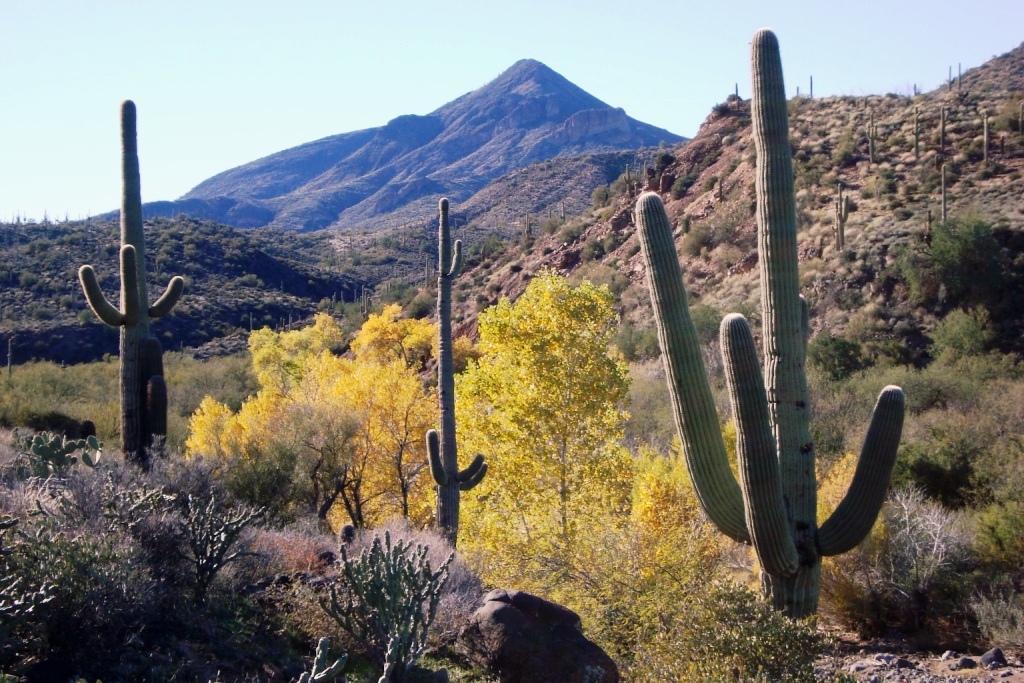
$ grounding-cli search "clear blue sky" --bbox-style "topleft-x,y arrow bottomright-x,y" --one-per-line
1,0 -> 1020,222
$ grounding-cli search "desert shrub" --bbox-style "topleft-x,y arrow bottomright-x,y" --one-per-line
832,128 -> 856,167
680,220 -> 714,257
612,321 -> 660,363
7,513 -> 166,677
808,333 -> 869,381
971,585 -> 1024,650
591,185 -> 610,209
630,582 -> 824,682
930,306 -> 994,361
670,173 -> 697,199
559,220 -> 584,243
820,487 -> 973,636
0,517 -> 51,668
896,216 -> 1004,309
581,237 -> 605,262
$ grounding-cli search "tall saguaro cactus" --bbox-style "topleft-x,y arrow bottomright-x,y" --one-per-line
79,100 -> 184,465
428,198 -> 487,546
636,29 -> 905,618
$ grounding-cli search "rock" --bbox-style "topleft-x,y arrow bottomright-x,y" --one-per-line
849,659 -> 877,672
894,657 -> 915,669
940,650 -> 956,661
982,647 -> 1008,668
456,589 -> 618,683
957,656 -> 977,669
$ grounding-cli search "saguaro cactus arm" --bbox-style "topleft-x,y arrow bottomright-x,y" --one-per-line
818,385 -> 905,556
149,276 -> 185,319
79,244 -> 141,327
427,430 -> 488,490
427,430 -> 447,486
636,192 -> 748,543
721,313 -> 799,577
457,454 -> 487,490
447,240 -> 463,279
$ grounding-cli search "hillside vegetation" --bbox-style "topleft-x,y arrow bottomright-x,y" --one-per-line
0,38 -> 1023,683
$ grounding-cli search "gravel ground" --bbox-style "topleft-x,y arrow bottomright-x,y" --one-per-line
815,648 -> 1023,682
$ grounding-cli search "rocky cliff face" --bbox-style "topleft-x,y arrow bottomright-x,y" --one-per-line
135,59 -> 683,232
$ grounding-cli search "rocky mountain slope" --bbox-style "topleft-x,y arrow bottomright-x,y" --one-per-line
143,59 -> 682,232
445,42 -> 1024,360
0,217 -> 355,365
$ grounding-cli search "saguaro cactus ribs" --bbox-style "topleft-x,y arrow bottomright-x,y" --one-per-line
79,100 -> 184,465
429,198 -> 487,545
636,29 -> 905,618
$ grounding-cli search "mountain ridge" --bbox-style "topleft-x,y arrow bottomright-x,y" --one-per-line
139,59 -> 683,232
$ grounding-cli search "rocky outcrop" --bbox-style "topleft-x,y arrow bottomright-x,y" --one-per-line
456,589 -> 618,683
563,107 -> 632,144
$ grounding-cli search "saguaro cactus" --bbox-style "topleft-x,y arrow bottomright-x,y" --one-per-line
428,198 -> 487,546
79,100 -> 184,465
834,182 -> 850,250
636,29 -> 905,618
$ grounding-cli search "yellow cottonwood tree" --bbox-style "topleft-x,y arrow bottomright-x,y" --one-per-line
187,313 -> 435,528
456,271 -> 633,589
350,303 -> 435,369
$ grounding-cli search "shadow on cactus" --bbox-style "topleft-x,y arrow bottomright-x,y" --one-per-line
636,28 -> 905,618
78,100 -> 184,467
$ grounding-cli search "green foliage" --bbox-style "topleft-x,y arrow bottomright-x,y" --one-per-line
631,582 -> 825,682
808,333 -> 869,381
670,173 -> 696,199
178,495 -> 263,604
895,216 -> 1004,308
832,128 -> 856,167
321,531 -> 451,683
590,185 -> 610,209
930,307 -> 994,360
0,517 -> 52,667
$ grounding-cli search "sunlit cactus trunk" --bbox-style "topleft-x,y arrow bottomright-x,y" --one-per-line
636,30 -> 905,618
78,100 -> 184,466
429,198 -> 486,546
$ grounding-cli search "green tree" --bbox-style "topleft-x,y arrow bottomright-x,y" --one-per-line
456,271 -> 632,589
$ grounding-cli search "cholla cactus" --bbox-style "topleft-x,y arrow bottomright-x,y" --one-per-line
178,495 -> 264,605
636,29 -> 904,618
79,100 -> 184,466
321,531 -> 452,682
299,638 -> 347,683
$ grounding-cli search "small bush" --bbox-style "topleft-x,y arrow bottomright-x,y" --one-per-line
971,586 -> 1024,649
808,333 -> 869,381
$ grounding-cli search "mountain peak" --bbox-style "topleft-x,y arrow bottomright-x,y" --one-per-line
178,60 -> 683,231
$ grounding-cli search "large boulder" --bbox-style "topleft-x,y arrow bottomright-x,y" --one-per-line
456,589 -> 618,683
